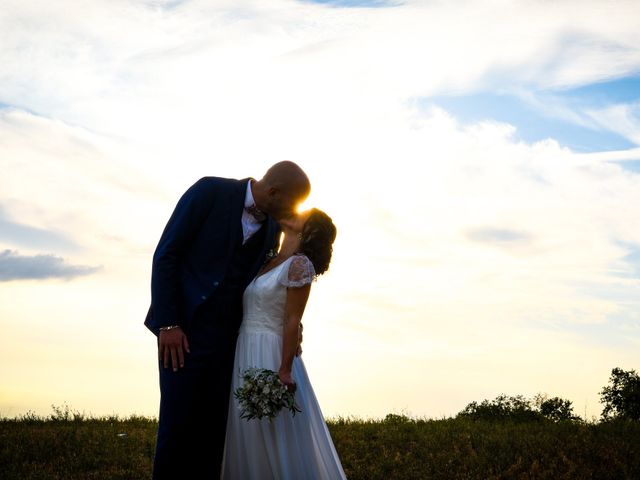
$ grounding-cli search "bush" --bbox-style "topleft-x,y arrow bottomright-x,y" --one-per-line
383,413 -> 412,424
600,367 -> 640,421
457,394 -> 544,422
49,402 -> 87,422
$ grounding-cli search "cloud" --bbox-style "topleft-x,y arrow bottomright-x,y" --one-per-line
428,74 -> 640,153
609,240 -> 640,279
465,227 -> 533,247
1,0 -> 640,419
586,101 -> 640,145
302,0 -> 401,7
1,0 -> 639,149
0,205 -> 80,252
0,249 -> 102,282
0,107 -> 169,256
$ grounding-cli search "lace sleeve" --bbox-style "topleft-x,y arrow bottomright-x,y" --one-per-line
277,254 -> 316,288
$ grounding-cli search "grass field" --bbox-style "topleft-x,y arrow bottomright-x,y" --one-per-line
1,408 -> 639,479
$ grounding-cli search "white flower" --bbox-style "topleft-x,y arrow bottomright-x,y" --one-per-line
233,367 -> 302,421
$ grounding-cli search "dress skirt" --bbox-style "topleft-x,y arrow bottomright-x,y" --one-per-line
221,327 -> 347,479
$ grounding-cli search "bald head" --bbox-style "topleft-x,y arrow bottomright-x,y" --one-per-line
253,161 -> 311,219
263,161 -> 311,200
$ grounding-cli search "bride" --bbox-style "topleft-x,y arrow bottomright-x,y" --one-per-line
221,207 -> 347,480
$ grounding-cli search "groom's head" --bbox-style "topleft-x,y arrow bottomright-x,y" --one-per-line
253,161 -> 310,219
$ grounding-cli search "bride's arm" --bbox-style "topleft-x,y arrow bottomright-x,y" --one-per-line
279,284 -> 311,390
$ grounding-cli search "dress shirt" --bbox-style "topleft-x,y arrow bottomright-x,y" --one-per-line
242,179 -> 264,244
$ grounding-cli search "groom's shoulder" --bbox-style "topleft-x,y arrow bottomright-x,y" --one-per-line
191,175 -> 243,193
196,176 -> 243,187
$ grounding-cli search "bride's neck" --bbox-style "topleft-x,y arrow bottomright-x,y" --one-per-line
278,228 -> 300,257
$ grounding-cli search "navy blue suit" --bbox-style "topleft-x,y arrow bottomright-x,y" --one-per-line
145,176 -> 281,479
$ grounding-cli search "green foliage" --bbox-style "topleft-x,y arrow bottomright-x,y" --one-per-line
534,393 -> 581,422
383,413 -> 412,424
48,402 -> 87,422
327,414 -> 640,479
1,405 -> 640,479
600,367 -> 640,421
0,405 -> 158,480
457,392 -> 582,423
456,394 -> 545,422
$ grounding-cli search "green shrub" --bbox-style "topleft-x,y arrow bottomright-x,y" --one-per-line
457,394 -> 545,422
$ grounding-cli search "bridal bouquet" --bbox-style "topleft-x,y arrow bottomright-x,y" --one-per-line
234,367 -> 301,421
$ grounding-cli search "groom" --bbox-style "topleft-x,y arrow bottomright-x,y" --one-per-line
144,161 -> 311,479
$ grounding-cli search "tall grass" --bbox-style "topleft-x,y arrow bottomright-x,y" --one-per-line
1,405 -> 639,479
0,404 -> 156,480
329,414 -> 640,479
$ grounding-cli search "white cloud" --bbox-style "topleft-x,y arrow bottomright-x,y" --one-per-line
1,0 -> 640,419
2,0 -> 640,139
0,107 -> 169,255
586,101 -> 640,144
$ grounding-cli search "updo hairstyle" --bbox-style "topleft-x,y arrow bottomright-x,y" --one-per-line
298,208 -> 337,275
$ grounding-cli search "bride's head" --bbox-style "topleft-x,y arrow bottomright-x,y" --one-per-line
280,208 -> 336,275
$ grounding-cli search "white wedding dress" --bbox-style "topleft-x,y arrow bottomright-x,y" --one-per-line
221,253 -> 347,480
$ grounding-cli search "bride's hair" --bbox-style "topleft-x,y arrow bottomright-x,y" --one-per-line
298,208 -> 336,276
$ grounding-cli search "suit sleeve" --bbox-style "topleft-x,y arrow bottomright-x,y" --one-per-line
150,177 -> 216,329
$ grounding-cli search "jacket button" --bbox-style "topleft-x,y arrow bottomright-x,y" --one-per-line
201,295 -> 206,300
213,281 -> 219,286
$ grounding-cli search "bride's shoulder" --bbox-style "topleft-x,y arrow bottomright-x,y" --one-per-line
289,253 -> 315,272
288,252 -> 311,263
278,253 -> 316,288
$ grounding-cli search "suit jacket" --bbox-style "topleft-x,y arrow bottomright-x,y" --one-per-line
144,176 -> 281,337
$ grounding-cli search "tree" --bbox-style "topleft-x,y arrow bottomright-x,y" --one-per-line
534,393 -> 580,422
457,394 -> 543,422
599,367 -> 640,421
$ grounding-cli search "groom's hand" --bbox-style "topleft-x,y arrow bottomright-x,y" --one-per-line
158,327 -> 191,372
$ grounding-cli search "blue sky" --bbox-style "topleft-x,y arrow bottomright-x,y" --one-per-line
426,76 -> 640,154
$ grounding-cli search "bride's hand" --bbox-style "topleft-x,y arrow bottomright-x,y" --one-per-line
278,369 -> 297,393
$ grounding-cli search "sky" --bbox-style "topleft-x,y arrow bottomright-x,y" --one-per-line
1,0 -> 639,421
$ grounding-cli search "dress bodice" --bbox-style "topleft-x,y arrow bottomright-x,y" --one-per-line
240,254 -> 316,336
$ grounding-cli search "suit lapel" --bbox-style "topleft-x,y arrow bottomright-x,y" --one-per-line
227,178 -> 249,258
260,217 -> 278,257
246,215 -> 277,279
228,177 -> 281,278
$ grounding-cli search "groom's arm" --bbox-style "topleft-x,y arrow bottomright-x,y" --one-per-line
151,177 -> 216,329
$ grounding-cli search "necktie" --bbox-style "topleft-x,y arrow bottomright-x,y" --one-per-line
245,204 -> 267,222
